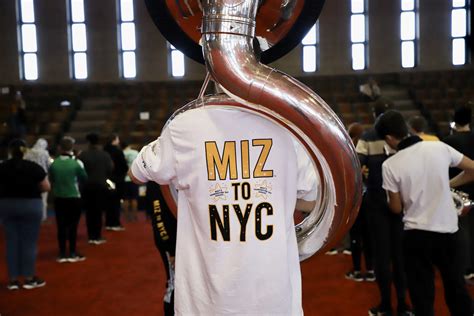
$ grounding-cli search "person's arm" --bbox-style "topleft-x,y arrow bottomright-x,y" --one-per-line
128,169 -> 146,185
387,190 -> 403,214
450,156 -> 474,188
38,177 -> 51,192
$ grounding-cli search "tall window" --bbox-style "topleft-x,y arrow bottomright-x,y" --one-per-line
302,23 -> 319,72
452,0 -> 470,65
351,0 -> 367,71
169,44 -> 185,77
18,0 -> 38,80
68,0 -> 88,79
118,0 -> 136,78
400,0 -> 417,68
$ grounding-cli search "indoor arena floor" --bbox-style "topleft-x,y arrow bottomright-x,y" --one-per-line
0,213 -> 472,315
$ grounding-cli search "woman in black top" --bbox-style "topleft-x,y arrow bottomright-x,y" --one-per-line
0,139 -> 50,290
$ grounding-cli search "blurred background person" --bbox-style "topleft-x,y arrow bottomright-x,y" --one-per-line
407,115 -> 439,141
0,139 -> 50,290
49,136 -> 88,263
345,123 -> 375,282
78,133 -> 113,245
443,104 -> 474,280
25,138 -> 52,220
122,141 -> 139,222
104,134 -> 128,231
356,103 -> 412,316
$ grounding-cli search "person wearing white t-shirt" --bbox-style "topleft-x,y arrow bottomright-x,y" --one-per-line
129,105 -> 316,315
376,110 -> 474,316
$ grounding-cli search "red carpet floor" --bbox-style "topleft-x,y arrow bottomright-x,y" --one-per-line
0,214 -> 472,315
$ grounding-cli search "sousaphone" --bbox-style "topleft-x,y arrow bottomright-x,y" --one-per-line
145,0 -> 363,261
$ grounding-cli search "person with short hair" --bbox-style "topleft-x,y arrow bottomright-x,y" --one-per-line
0,139 -> 50,290
49,136 -> 88,263
78,133 -> 113,244
356,103 -> 412,316
443,104 -> 474,279
407,116 -> 439,141
376,110 -> 474,316
345,122 -> 375,282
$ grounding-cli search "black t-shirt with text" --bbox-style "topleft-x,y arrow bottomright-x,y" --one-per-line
0,158 -> 46,199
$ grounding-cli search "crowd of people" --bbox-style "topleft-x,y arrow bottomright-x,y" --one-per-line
1,98 -> 474,316
335,103 -> 474,316
0,132 -> 159,288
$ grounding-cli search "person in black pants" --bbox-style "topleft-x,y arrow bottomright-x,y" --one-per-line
377,110 -> 474,316
443,104 -> 474,279
78,133 -> 113,244
146,181 -> 177,316
356,103 -> 411,316
49,137 -> 88,262
346,123 -> 375,282
104,134 -> 129,231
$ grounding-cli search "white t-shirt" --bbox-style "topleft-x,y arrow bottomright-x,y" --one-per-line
382,141 -> 463,233
131,107 -> 315,316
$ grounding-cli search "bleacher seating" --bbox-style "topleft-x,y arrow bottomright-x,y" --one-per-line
1,70 -> 472,159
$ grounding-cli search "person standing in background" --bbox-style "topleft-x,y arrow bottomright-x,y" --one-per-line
0,139 -> 50,290
345,123 -> 375,282
443,104 -> 474,280
104,134 -> 128,231
377,110 -> 473,316
356,103 -> 412,316
122,142 -> 140,222
49,136 -> 88,263
145,181 -> 177,316
25,138 -> 52,220
407,116 -> 439,141
78,133 -> 113,245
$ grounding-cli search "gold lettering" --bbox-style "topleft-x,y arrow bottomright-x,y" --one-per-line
205,141 -> 238,181
252,139 -> 273,178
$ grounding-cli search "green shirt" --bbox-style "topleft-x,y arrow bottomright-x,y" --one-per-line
49,155 -> 88,198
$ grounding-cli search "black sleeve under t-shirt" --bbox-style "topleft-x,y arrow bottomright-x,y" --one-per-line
0,158 -> 46,199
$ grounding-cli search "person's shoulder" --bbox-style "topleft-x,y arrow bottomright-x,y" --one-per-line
23,159 -> 45,173
360,127 -> 379,141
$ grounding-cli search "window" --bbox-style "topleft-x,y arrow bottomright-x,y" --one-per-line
18,0 -> 38,80
302,23 -> 319,72
451,0 -> 470,65
118,0 -> 136,78
68,0 -> 88,79
351,0 -> 367,70
169,44 -> 185,77
400,0 -> 417,68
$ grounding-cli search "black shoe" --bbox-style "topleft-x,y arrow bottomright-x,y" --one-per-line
368,306 -> 392,316
365,270 -> 376,282
397,309 -> 414,316
6,280 -> 20,290
345,270 -> 364,282
23,277 -> 46,290
68,253 -> 86,263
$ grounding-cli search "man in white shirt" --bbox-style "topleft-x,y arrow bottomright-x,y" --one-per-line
376,110 -> 474,316
129,105 -> 316,315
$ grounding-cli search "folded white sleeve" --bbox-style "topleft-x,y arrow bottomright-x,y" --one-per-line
130,127 -> 176,185
294,141 -> 318,201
